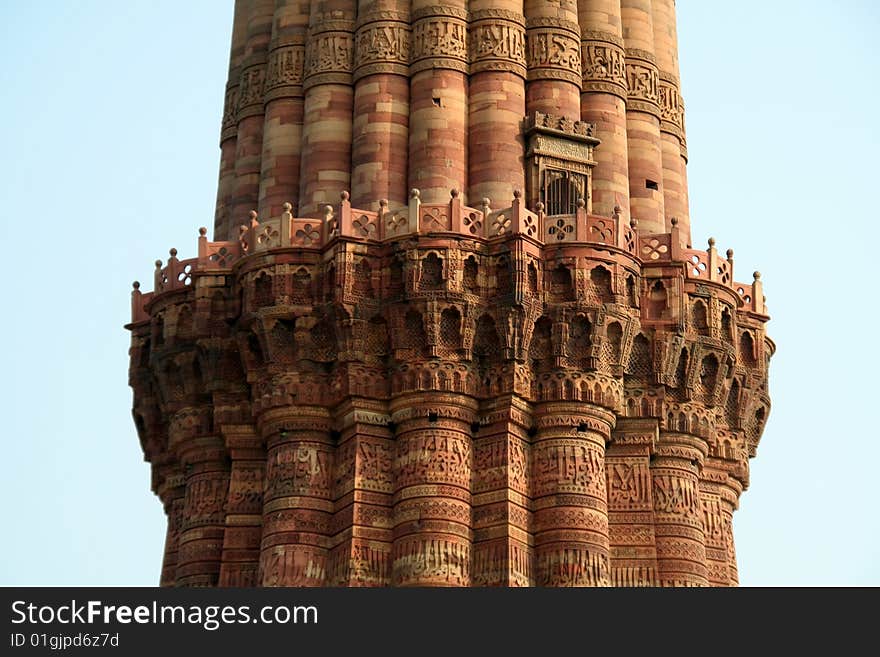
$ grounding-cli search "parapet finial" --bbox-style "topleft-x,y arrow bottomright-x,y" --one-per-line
379,198 -> 388,208
670,217 -> 678,226
282,202 -> 292,212
708,237 -> 716,247
513,189 -> 522,199
726,248 -> 734,259
630,217 -> 638,229
155,260 -> 163,269
169,248 -> 178,257
482,197 -> 491,209
535,201 -> 545,213
341,191 -> 350,201
450,188 -> 460,199
576,197 -> 586,209
198,227 -> 207,237
410,188 -> 420,200
133,281 -> 140,290
753,271 -> 761,280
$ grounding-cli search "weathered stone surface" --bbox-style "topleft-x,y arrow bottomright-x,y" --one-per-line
127,0 -> 772,588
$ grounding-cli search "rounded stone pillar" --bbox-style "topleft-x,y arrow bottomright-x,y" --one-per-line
620,0 -> 664,233
215,0 -> 250,239
408,1 -> 469,204
258,407 -> 335,586
174,430 -> 231,587
156,465 -> 185,587
351,0 -> 411,210
298,1 -> 356,215
467,0 -> 527,205
231,1 -> 275,235
390,395 -> 476,587
532,403 -> 614,586
524,0 -> 582,120
257,1 -> 309,219
578,0 -> 630,218
651,434 -> 709,586
652,0 -> 689,241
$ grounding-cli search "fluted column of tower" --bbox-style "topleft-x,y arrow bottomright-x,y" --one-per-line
257,1 -> 309,219
408,1 -> 469,204
577,0 -> 630,219
390,396 -> 476,587
467,0 -> 526,205
605,420 -> 658,586
217,426 -> 264,587
620,0 -> 664,233
328,402 -> 394,586
721,479 -> 742,586
259,407 -> 335,586
298,1 -> 356,215
350,0 -> 411,209
174,423 -> 231,587
524,0 -> 581,119
652,0 -> 689,242
471,396 -> 533,586
214,0 -> 249,239
231,1 -> 274,236
156,464 -> 185,587
651,436 -> 709,586
532,404 -> 613,586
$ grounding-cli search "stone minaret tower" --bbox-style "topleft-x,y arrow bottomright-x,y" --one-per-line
127,0 -> 772,587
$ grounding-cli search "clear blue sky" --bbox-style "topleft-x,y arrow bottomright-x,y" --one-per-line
1,1 -> 877,586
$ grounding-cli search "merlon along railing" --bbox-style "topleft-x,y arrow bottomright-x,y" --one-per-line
129,191 -> 766,323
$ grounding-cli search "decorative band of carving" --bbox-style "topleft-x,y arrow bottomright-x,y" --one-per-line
580,29 -> 624,48
412,5 -> 468,22
658,72 -> 684,139
265,44 -> 305,100
221,80 -> 239,140
625,50 -> 659,116
356,10 -> 409,29
309,18 -> 356,33
526,23 -> 582,86
625,47 -> 656,64
411,15 -> 468,74
304,31 -> 354,89
237,60 -> 267,118
580,32 -> 627,98
468,14 -> 526,77
353,20 -> 411,80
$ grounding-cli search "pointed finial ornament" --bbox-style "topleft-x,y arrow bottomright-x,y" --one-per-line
450,188 -> 460,199
169,248 -> 178,257
753,271 -> 761,280
133,281 -> 140,290
708,237 -> 716,247
670,217 -> 678,226
341,190 -> 350,201
410,188 -> 420,199
513,189 -> 522,199
198,227 -> 207,237
726,248 -> 734,259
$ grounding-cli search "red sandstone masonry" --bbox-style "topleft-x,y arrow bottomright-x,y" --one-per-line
257,1 -> 308,221
127,0 -> 774,588
579,0 -> 630,220
621,0 -> 665,233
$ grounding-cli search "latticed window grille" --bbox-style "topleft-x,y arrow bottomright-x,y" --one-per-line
542,169 -> 586,216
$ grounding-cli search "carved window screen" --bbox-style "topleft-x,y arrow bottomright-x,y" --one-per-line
543,169 -> 585,216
